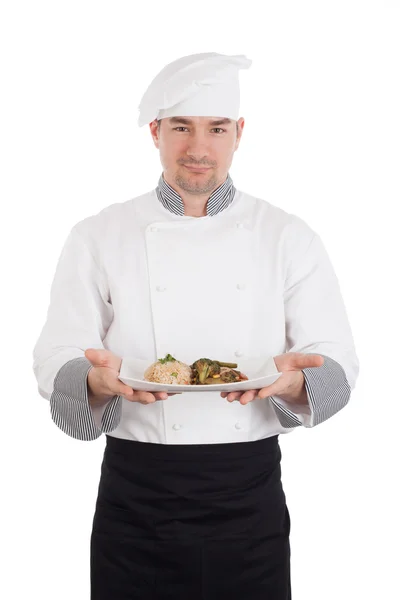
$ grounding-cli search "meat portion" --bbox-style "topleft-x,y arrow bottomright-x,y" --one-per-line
201,366 -> 249,385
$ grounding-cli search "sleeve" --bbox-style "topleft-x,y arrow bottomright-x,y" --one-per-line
50,356 -> 122,441
32,225 -> 123,441
270,230 -> 360,429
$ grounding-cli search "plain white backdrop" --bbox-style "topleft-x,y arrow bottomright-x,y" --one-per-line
1,1 -> 399,598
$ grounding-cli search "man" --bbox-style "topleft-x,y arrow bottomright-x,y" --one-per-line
32,52 -> 359,599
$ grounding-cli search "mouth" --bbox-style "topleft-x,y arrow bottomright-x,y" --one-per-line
183,165 -> 211,173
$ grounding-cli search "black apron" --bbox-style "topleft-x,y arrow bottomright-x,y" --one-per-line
90,434 -> 291,599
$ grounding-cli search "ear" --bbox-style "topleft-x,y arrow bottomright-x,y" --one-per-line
149,119 -> 160,148
234,118 -> 245,150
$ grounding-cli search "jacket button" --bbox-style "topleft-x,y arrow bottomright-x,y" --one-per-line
236,222 -> 244,229
150,226 -> 158,232
172,424 -> 182,431
234,350 -> 244,357
236,283 -> 246,290
235,422 -> 242,430
156,285 -> 166,292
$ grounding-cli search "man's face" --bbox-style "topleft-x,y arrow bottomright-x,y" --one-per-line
149,116 -> 244,195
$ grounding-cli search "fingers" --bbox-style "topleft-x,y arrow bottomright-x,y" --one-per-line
121,388 -> 182,404
258,382 -> 281,399
222,389 -> 259,404
138,391 -> 181,403
153,392 -> 169,401
226,391 -> 243,402
118,384 -> 136,400
122,390 -> 170,404
237,390 -> 259,404
134,391 -> 164,404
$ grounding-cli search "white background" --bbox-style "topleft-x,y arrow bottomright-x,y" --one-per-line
1,1 -> 399,598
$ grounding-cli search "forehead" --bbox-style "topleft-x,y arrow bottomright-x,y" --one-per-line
166,116 -> 233,126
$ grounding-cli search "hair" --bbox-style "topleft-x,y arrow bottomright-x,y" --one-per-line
157,119 -> 239,135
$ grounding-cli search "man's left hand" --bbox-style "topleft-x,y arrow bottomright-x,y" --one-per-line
220,352 -> 324,405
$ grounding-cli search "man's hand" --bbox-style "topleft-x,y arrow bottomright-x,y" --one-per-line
85,348 -> 175,405
220,352 -> 324,405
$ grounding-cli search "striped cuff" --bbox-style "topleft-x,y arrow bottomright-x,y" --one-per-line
270,354 -> 351,428
50,357 -> 122,441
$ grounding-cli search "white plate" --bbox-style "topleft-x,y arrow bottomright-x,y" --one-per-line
118,356 -> 282,393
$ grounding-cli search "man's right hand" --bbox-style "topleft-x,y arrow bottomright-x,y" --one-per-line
85,348 -> 174,406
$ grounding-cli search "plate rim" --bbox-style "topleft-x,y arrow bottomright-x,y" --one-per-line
118,371 -> 282,392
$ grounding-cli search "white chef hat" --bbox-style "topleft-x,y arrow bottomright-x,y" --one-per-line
137,52 -> 252,128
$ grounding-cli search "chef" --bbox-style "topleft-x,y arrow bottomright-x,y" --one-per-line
32,51 -> 359,599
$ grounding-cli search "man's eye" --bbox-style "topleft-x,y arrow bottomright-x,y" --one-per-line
173,127 -> 225,133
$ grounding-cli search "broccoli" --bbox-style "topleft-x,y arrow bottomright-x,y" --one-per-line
191,358 -> 240,384
191,358 -> 213,384
190,358 -> 220,384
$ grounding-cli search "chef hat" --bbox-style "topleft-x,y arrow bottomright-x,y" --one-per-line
137,52 -> 252,127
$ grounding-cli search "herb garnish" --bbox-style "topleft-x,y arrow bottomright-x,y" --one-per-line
158,353 -> 176,364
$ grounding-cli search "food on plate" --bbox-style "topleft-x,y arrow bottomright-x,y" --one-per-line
202,366 -> 249,385
190,358 -> 224,384
190,358 -> 248,385
143,354 -> 249,385
144,354 -> 192,385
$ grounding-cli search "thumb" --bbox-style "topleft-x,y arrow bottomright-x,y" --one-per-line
289,352 -> 325,370
85,348 -> 122,372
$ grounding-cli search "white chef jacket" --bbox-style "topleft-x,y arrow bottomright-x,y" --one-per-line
32,173 -> 359,443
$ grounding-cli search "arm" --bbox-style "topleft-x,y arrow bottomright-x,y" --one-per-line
271,229 -> 360,428
32,225 -> 122,441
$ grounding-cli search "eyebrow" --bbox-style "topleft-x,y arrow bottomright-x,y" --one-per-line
168,117 -> 232,126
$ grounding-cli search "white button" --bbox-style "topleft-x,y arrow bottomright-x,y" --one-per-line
236,222 -> 244,229
235,422 -> 242,430
234,350 -> 244,357
172,424 -> 182,431
156,285 -> 166,292
236,283 -> 246,290
150,226 -> 158,232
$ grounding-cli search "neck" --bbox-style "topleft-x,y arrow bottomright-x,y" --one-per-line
181,194 -> 209,217
162,171 -> 227,218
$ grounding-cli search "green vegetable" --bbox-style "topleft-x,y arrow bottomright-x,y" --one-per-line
191,358 -> 221,384
191,357 -> 240,385
215,361 -> 238,368
171,372 -> 178,377
158,353 -> 176,364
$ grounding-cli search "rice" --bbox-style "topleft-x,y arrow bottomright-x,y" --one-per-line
144,359 -> 192,385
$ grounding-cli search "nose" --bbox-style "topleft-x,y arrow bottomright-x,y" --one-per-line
185,133 -> 211,163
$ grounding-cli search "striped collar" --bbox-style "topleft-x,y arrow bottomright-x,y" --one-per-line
155,172 -> 236,216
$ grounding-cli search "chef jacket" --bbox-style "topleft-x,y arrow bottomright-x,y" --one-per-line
32,172 -> 359,443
